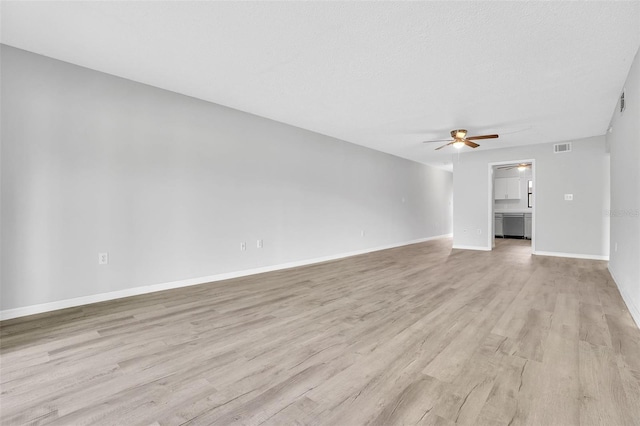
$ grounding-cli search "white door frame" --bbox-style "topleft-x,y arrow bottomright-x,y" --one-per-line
487,159 -> 536,252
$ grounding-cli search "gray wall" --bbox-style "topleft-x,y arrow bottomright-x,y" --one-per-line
607,47 -> 640,326
0,45 -> 452,311
453,136 -> 609,257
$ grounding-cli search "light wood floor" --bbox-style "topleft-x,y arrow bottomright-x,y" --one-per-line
1,238 -> 639,425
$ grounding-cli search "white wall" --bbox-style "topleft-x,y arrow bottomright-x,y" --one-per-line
607,47 -> 640,327
453,136 -> 609,258
0,45 -> 453,313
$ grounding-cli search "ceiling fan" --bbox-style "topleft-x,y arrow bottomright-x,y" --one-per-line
498,163 -> 531,171
423,129 -> 499,150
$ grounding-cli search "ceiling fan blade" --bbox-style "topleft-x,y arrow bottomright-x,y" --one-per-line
423,139 -> 452,143
464,140 -> 480,148
497,163 -> 530,170
466,134 -> 499,140
435,142 -> 453,150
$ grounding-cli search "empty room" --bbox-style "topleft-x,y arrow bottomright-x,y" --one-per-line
1,1 -> 640,425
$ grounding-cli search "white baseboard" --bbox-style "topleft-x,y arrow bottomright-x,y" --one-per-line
608,265 -> 640,329
0,233 -> 452,321
452,245 -> 491,251
532,250 -> 609,261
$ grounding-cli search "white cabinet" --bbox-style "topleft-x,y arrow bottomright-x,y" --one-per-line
494,177 -> 521,200
495,214 -> 504,237
507,179 -> 521,199
524,213 -> 532,239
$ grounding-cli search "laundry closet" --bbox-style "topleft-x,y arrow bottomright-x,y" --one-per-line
493,163 -> 533,240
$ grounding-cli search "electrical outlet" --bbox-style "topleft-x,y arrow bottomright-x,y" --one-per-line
564,194 -> 573,201
257,239 -> 263,249
98,252 -> 109,265
360,230 -> 365,237
240,242 -> 246,251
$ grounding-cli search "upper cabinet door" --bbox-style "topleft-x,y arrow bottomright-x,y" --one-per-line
494,178 -> 508,200
494,177 -> 521,200
506,178 -> 521,199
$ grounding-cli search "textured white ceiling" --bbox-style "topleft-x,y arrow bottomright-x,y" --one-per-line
2,1 -> 639,168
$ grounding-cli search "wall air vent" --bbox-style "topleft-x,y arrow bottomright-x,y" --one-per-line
554,142 -> 572,153
620,91 -> 625,113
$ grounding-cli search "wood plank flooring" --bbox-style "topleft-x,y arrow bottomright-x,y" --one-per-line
1,238 -> 639,425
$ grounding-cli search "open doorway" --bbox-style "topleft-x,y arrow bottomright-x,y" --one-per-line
488,159 -> 535,253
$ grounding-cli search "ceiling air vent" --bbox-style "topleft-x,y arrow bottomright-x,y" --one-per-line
620,91 -> 625,113
554,142 -> 572,153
